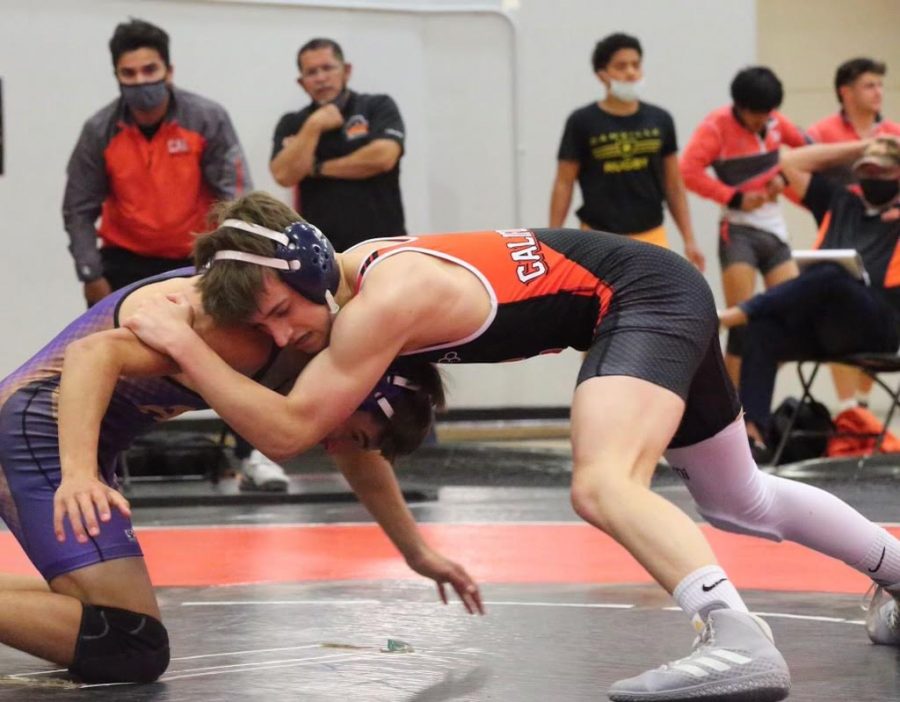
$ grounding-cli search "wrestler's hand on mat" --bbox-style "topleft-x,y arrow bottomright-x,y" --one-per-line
53,475 -> 132,543
123,293 -> 196,354
406,546 -> 485,615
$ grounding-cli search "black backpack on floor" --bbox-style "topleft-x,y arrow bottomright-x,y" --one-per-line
768,397 -> 834,465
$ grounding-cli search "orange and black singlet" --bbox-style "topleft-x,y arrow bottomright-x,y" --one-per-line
355,228 -> 621,363
354,228 -> 741,447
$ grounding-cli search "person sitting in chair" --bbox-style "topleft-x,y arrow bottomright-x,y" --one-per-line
719,137 -> 900,457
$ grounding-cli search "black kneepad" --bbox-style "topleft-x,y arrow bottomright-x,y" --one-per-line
69,604 -> 170,684
725,326 -> 746,356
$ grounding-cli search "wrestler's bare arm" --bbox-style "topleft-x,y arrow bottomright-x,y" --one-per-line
59,324 -> 270,485
333,449 -> 484,614
133,283 -> 417,460
122,255 -> 472,457
56,318 -> 271,542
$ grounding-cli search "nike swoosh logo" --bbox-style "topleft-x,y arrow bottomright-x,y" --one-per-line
868,546 -> 886,573
701,578 -> 728,592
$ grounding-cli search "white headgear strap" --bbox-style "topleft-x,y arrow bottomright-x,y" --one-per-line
371,375 -> 421,420
212,220 -> 301,272
324,290 -> 340,315
376,397 -> 395,418
221,219 -> 290,246
212,250 -> 300,271
389,375 -> 420,391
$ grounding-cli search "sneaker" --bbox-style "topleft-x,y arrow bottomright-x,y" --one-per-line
239,450 -> 290,492
608,609 -> 790,702
864,584 -> 900,645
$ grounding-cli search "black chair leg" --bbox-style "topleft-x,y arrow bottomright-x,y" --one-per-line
771,361 -> 822,466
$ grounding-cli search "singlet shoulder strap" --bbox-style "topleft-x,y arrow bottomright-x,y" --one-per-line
353,237 -> 417,293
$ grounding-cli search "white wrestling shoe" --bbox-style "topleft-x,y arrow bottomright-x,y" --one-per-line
608,609 -> 790,702
864,584 -> 900,646
239,450 -> 290,492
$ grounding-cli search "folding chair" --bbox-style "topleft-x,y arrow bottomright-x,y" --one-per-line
770,352 -> 900,466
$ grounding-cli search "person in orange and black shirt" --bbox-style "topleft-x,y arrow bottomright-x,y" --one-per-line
809,58 -> 900,177
63,19 -> 251,307
720,138 -> 900,450
61,18 -> 263,488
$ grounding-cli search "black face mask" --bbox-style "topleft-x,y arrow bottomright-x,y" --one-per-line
859,178 -> 900,208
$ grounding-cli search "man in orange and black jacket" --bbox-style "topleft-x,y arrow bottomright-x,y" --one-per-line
63,19 -> 251,307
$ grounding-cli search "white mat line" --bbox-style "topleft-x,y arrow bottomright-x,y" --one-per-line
661,606 -> 865,625
179,598 -> 867,627
159,653 -> 375,682
180,599 -> 634,609
172,643 -> 323,661
485,601 -> 634,609
181,599 -> 382,607
165,652 -> 367,676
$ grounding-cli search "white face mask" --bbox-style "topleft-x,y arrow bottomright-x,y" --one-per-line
608,78 -> 643,103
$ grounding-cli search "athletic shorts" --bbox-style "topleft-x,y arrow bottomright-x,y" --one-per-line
576,242 -> 741,447
718,222 -> 792,274
0,381 -> 143,581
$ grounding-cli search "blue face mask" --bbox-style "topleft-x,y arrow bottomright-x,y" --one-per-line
120,79 -> 169,112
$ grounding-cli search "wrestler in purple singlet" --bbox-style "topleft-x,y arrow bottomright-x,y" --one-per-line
0,269 -> 206,580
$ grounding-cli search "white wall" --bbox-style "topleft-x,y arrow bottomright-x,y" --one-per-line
0,0 -> 755,408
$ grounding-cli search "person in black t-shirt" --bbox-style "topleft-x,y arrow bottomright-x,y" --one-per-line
549,32 -> 704,271
270,37 -> 406,253
719,137 -> 900,446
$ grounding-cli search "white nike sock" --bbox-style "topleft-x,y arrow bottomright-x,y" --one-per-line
673,565 -> 748,625
857,528 -> 900,590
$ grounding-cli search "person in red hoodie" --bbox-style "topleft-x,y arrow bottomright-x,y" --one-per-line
809,58 -> 900,160
680,67 -> 807,404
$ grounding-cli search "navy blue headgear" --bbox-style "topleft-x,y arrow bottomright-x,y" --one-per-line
213,219 -> 339,305
359,370 -> 421,419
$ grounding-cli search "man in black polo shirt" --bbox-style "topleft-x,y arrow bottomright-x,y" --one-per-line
270,37 -> 405,253
719,137 -> 900,451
